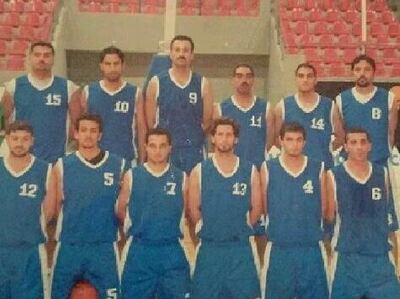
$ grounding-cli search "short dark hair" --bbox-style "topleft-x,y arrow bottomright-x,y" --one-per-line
75,114 -> 103,133
146,127 -> 172,145
30,41 -> 55,55
6,120 -> 34,136
170,35 -> 195,52
279,122 -> 306,140
351,54 -> 376,72
210,118 -> 240,138
100,46 -> 125,63
344,127 -> 371,143
295,62 -> 317,77
233,64 -> 255,77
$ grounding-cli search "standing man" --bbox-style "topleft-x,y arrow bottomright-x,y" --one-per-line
51,114 -> 125,299
0,121 -> 56,299
274,63 -> 344,170
336,55 -> 398,165
215,64 -> 273,168
146,35 -> 214,173
118,128 -> 190,299
1,41 -> 80,163
188,118 -> 263,299
261,122 -> 329,299
327,128 -> 400,298
79,46 -> 147,164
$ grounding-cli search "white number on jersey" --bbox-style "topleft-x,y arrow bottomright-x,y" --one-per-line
114,101 -> 129,113
165,182 -> 176,195
371,107 -> 382,120
189,92 -> 198,104
45,94 -> 62,106
104,172 -> 114,186
371,187 -> 382,200
106,288 -> 118,299
303,180 -> 314,194
232,182 -> 247,196
19,183 -> 38,198
250,115 -> 262,128
310,118 -> 325,130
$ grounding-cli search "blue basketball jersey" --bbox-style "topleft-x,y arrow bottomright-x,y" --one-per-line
87,81 -> 138,162
127,163 -> 185,242
283,95 -> 334,169
14,75 -> 69,163
199,157 -> 254,242
156,71 -> 204,149
56,151 -> 124,244
331,163 -> 399,254
265,157 -> 324,246
0,156 -> 50,246
339,87 -> 390,163
220,96 -> 268,168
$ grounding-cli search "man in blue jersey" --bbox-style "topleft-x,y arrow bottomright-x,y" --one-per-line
0,121 -> 56,299
78,46 -> 147,165
188,118 -> 263,299
327,128 -> 400,299
146,35 -> 214,174
215,63 -> 274,263
261,122 -> 329,299
51,114 -> 125,299
1,41 -> 81,163
274,63 -> 344,169
118,127 -> 190,299
336,55 -> 398,165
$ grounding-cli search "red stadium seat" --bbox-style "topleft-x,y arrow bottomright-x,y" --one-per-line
9,40 -> 29,55
303,0 -> 316,11
0,39 -> 6,55
200,0 -> 215,16
217,0 -> 231,16
293,21 -> 307,35
319,0 -> 333,11
344,10 -> 360,24
366,10 -> 378,24
338,34 -> 354,48
319,34 -> 334,48
352,22 -> 362,37
304,47 -> 320,62
328,62 -> 346,77
6,0 -> 25,13
6,55 -> 25,70
343,47 -> 359,63
325,9 -> 338,23
23,13 -> 41,27
309,8 -> 324,23
369,0 -> 387,13
388,23 -> 400,38
283,32 -> 297,48
0,26 -> 13,40
374,63 -> 386,77
313,21 -> 328,36
365,47 -> 378,60
284,0 -> 300,10
382,48 -> 398,65
390,63 -> 400,77
324,48 -> 340,63
369,22 -> 384,38
2,13 -> 20,27
332,21 -> 348,36
18,25 -> 36,40
337,0 -> 351,12
291,8 -> 306,21
298,34 -> 316,48
181,0 -> 197,16
382,10 -> 395,25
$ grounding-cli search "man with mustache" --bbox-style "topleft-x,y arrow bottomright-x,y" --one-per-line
146,35 -> 214,174
78,46 -> 147,165
336,55 -> 398,165
1,41 -> 80,163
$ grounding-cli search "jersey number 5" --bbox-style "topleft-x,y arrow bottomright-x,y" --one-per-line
104,172 -> 114,186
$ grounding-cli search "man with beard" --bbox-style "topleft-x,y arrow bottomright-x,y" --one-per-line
79,46 -> 147,165
274,63 -> 344,170
336,55 -> 398,165
51,114 -> 124,299
188,118 -> 263,299
1,41 -> 80,163
146,35 -> 214,174
0,121 -> 56,299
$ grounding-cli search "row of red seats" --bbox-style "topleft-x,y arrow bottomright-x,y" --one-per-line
281,0 -> 388,13
0,25 -> 51,41
0,12 -> 53,28
310,61 -> 400,77
0,0 -> 58,13
78,0 -> 260,16
0,55 -> 25,71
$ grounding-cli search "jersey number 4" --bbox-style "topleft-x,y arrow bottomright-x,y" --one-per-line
303,180 -> 314,194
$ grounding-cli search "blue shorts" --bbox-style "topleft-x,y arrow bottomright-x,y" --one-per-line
263,242 -> 329,299
0,244 -> 47,299
331,252 -> 400,299
171,146 -> 204,174
121,238 -> 190,299
191,240 -> 260,299
51,243 -> 119,299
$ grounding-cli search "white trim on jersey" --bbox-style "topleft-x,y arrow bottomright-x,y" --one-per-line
335,94 -> 343,118
169,69 -> 193,89
4,78 -> 16,97
75,150 -> 109,169
249,236 -> 261,277
343,161 -> 372,184
154,75 -> 160,128
40,204 -> 48,241
279,155 -> 308,178
329,101 -> 335,155
329,251 -> 339,294
113,241 -> 123,283
191,240 -> 202,278
39,243 -> 51,299
55,158 -> 64,241
123,169 -> 133,235
215,102 -> 222,117
3,154 -> 35,177
99,80 -> 127,96
119,236 -> 133,280
279,99 -> 285,121
212,155 -> 240,178
294,93 -> 321,113
131,88 -> 140,160
82,85 -> 89,104
143,162 -> 170,177
329,170 -> 341,251
260,241 -> 272,299
351,86 -> 378,104
201,76 -> 206,98
319,240 -> 330,286
230,95 -> 257,112
27,73 -> 55,91
50,242 -> 61,297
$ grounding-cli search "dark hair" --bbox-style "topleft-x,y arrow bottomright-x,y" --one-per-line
75,114 -> 103,133
6,120 -> 34,136
170,35 -> 195,52
210,118 -> 240,138
233,64 -> 255,77
30,41 -> 55,55
344,127 -> 371,143
100,46 -> 125,63
146,127 -> 172,145
295,62 -> 317,77
279,122 -> 306,140
351,54 -> 376,71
